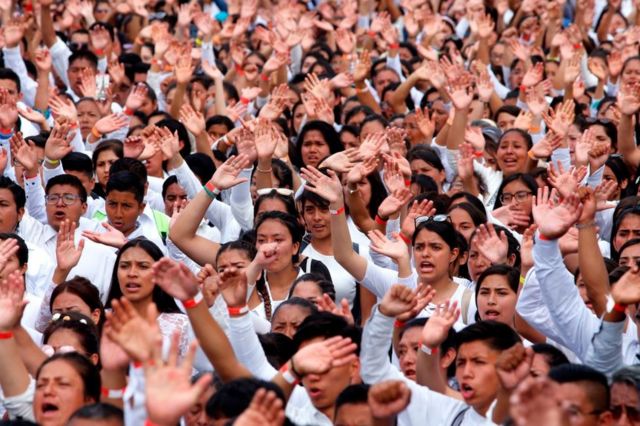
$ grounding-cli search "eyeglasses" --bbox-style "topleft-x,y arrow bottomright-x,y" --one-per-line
611,405 -> 640,422
45,194 -> 82,206
499,191 -> 532,204
256,188 -> 294,197
415,214 -> 449,227
585,117 -> 613,125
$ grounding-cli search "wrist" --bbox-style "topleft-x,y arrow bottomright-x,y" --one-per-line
420,343 -> 439,356
203,181 -> 220,198
612,303 -> 627,313
182,292 -> 204,309
227,305 -> 249,317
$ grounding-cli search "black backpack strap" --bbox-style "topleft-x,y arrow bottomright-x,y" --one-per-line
451,407 -> 470,426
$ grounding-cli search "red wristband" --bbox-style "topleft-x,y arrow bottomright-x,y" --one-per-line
367,31 -> 375,38
235,64 -> 244,75
421,344 -> 439,355
144,420 -> 160,426
183,292 -> 203,309
0,331 -> 13,339
330,206 -> 345,215
519,84 -> 527,93
389,42 -> 400,49
375,215 -> 388,225
260,73 -> 269,81
474,151 -> 484,158
394,319 -> 406,328
279,362 -> 300,385
573,43 -> 582,50
538,233 -> 552,241
613,303 -> 627,313
228,305 -> 249,316
398,232 -> 411,245
240,97 -> 250,105
133,361 -> 143,368
94,48 -> 105,56
101,386 -> 126,398
123,107 -> 134,116
404,178 -> 411,187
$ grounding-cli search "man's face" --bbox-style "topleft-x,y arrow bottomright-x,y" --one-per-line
300,338 -> 358,416
555,382 -> 610,426
302,200 -> 331,240
334,402 -> 373,426
0,78 -> 20,99
45,184 -> 87,231
105,190 -> 145,236
455,341 -> 501,415
68,58 -> 96,95
397,327 -> 420,381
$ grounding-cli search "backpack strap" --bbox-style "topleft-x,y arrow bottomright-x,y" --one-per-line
451,407 -> 470,426
152,210 -> 170,245
461,288 -> 472,325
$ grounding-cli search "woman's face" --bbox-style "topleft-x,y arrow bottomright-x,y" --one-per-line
256,219 -> 299,273
301,130 -> 330,168
430,99 -> 448,132
477,274 -> 517,325
52,292 -> 100,326
292,104 -> 306,134
271,305 -> 309,338
291,280 -> 323,304
255,197 -> 288,217
509,60 -> 525,89
449,208 -> 477,243
34,359 -> 92,426
359,120 -> 385,142
216,249 -> 251,275
340,131 -> 359,150
117,246 -> 156,303
77,100 -> 100,140
622,58 -> 640,85
619,243 -> 640,267
468,238 -> 492,282
589,124 -> 613,152
95,149 -> 119,188
614,214 -> 640,252
496,112 -> 517,132
603,165 -> 624,200
497,132 -> 529,176
410,159 -> 445,189
413,228 -> 456,282
500,179 -> 533,218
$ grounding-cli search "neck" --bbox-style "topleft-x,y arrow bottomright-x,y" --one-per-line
318,403 -> 336,422
267,265 -> 298,289
131,297 -> 152,316
311,236 -> 332,255
425,275 -> 456,301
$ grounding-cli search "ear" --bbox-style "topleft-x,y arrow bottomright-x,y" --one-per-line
81,202 -> 88,215
621,179 -> 628,190
17,207 -> 24,222
349,357 -> 361,384
139,202 -> 146,215
449,247 -> 460,265
507,253 -> 517,267
292,241 -> 300,256
440,347 -> 457,370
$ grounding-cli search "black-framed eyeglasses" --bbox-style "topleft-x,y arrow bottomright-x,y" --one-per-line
415,214 -> 449,227
45,194 -> 82,206
584,117 -> 613,126
499,191 -> 532,204
611,404 -> 640,422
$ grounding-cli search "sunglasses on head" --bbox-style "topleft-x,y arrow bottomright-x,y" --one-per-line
415,214 -> 449,227
256,188 -> 294,197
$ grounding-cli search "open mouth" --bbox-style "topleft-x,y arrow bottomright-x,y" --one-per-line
41,402 -> 59,414
125,283 -> 141,292
484,310 -> 500,319
54,211 -> 66,220
419,261 -> 434,272
460,383 -> 475,400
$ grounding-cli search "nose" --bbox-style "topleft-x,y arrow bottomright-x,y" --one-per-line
461,363 -> 474,379
43,382 -> 55,396
55,197 -> 66,207
488,292 -> 497,305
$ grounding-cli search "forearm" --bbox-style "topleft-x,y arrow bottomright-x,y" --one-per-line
194,132 -> 215,162
169,83 -> 188,118
255,159 -> 274,191
347,189 -> 377,233
34,72 -> 50,116
331,197 -> 367,281
578,225 -> 609,316
446,108 -> 468,150
618,113 -> 640,167
214,78 -> 226,115
41,5 -> 56,47
416,351 -> 449,395
388,74 -> 417,114
0,334 -> 31,397
13,326 -> 47,377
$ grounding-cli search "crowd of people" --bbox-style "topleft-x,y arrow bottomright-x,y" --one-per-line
0,0 -> 640,424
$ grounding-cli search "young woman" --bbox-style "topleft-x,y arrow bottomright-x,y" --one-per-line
293,121 -> 343,169
474,264 -> 519,326
246,211 -> 330,321
493,173 -> 538,234
41,312 -> 100,367
447,202 -> 487,243
269,297 -> 317,338
288,272 -> 337,304
105,237 -> 189,357
91,140 -> 123,199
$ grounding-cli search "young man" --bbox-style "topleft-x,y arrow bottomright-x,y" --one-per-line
61,152 -> 104,219
333,384 -> 373,426
548,364 -> 613,426
19,174 -> 116,300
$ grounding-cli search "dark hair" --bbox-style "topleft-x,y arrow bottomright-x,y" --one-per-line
413,219 -> 458,252
206,115 -> 235,133
106,171 -> 145,203
42,312 -> 100,358
493,173 -> 538,210
258,332 -> 295,369
46,174 -> 88,203
36,352 -> 101,402
498,128 -> 533,150
254,211 -> 304,259
469,224 -> 521,270
531,343 -> 570,368
105,238 -> 181,313
0,68 -> 21,92
335,384 -> 370,413
290,272 -> 336,301
300,189 -> 330,210
109,157 -> 148,184
294,121 -> 343,168
618,237 -> 640,260
68,49 -> 99,69
454,320 -> 521,351
161,175 -> 179,199
407,145 -> 444,171
447,202 -> 487,228
254,191 -> 298,219
365,169 -> 389,218
272,297 -> 318,322
0,176 -> 25,211
185,153 -> 216,184
68,403 -> 123,423
215,240 -> 257,268
206,378 -> 285,419
605,156 -> 631,197
50,277 -> 105,330
0,233 -> 28,266
494,105 -> 522,122
410,174 -> 438,194
293,312 -> 362,355
475,265 -> 520,321
612,365 -> 640,395
610,200 -> 640,258
156,118 -> 190,159
62,152 -> 94,180
449,192 -> 488,218
549,364 -> 610,413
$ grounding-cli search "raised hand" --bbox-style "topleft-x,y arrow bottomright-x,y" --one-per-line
94,113 -> 129,136
495,343 -> 534,391
521,62 -> 543,87
510,377 -> 566,426
145,335 -> 212,426
300,167 -> 343,204
55,220 -> 84,272
179,104 -> 205,137
81,222 -> 127,248
369,230 -> 410,262
318,148 -> 362,173
0,238 -> 19,275
492,205 -> 531,230
474,223 -> 509,265
234,388 -> 285,426
125,83 -> 148,111
547,162 -> 587,199
316,294 -> 354,326
520,225 -> 536,273
529,132 -> 562,159
415,107 -> 435,140
400,199 -> 436,240
379,284 -> 416,318
359,133 -> 386,161
368,380 -> 412,420
382,158 -> 406,193
617,82 -> 640,116
10,132 -> 38,176
0,271 -> 28,331
49,94 -> 78,124
421,299 -> 459,350
291,335 -> 357,376
542,100 -> 575,138
218,266 -> 249,308
464,125 -> 486,153
152,258 -> 200,302
209,154 -> 250,190
532,187 -> 582,240
44,124 -> 74,161
105,298 -> 160,362
446,76 -> 473,110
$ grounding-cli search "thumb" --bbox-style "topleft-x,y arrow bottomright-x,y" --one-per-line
77,238 -> 85,252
